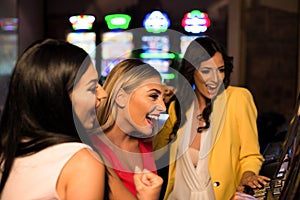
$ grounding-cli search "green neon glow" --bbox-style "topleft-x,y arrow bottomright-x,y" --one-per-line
105,14 -> 131,30
140,52 -> 176,59
161,73 -> 175,80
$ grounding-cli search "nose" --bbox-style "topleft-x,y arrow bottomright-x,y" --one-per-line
95,84 -> 107,109
156,96 -> 166,113
209,69 -> 221,83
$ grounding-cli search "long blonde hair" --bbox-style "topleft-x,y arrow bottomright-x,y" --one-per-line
97,58 -> 161,132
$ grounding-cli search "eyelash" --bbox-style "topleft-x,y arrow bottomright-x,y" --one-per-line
89,86 -> 97,93
149,93 -> 159,100
219,68 -> 225,73
201,68 -> 225,74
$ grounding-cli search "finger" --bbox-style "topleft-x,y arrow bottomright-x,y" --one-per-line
133,168 -> 144,190
133,175 -> 143,191
252,179 -> 263,188
236,185 -> 245,192
252,176 -> 269,187
256,177 -> 269,186
141,174 -> 152,186
246,181 -> 256,188
142,170 -> 158,186
261,175 -> 271,181
257,176 -> 271,184
142,170 -> 163,187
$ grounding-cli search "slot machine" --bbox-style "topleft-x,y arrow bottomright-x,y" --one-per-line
66,14 -> 96,66
139,10 -> 176,84
0,18 -> 18,118
99,14 -> 133,81
0,17 -> 18,75
247,94 -> 300,199
180,10 -> 210,57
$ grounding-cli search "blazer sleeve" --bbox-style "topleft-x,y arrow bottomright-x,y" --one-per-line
234,88 -> 264,175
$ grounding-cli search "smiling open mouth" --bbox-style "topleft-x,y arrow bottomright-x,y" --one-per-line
146,114 -> 159,126
206,84 -> 219,95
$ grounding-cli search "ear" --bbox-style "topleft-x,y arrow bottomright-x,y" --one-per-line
115,88 -> 128,108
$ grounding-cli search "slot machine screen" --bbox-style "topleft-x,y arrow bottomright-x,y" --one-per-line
0,18 -> 18,75
180,35 -> 198,56
100,31 -> 134,77
66,32 -> 96,65
0,33 -> 17,75
140,35 -> 175,82
141,35 -> 169,53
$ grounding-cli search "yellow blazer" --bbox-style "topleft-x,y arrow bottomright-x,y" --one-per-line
153,86 -> 264,200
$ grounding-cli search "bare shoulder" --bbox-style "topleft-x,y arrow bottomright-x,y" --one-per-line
69,148 -> 104,168
57,148 -> 105,200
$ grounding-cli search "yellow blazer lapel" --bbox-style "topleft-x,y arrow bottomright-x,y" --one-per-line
210,90 -> 227,151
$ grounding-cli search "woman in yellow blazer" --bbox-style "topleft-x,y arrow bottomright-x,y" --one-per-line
153,36 -> 270,200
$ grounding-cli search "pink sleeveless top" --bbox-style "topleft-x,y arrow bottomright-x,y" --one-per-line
90,134 -> 157,197
1,142 -> 92,200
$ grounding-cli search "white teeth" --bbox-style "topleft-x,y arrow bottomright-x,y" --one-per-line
148,115 -> 159,120
207,85 -> 217,89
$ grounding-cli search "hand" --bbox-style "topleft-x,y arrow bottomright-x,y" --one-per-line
133,167 -> 163,200
239,171 -> 270,189
231,192 -> 257,200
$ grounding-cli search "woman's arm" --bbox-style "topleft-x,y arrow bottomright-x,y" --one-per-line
57,148 -> 105,200
235,89 -> 270,189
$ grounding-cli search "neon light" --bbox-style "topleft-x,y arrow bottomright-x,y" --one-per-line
140,52 -> 175,59
104,14 -> 131,30
69,15 -> 95,31
0,18 -> 18,31
143,10 -> 170,33
181,10 -> 210,34
161,73 -> 175,80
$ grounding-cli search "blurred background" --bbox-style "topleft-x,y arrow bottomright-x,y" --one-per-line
0,0 -> 299,152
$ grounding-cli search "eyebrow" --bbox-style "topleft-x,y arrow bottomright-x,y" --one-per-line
200,65 -> 224,69
86,79 -> 98,86
147,88 -> 162,94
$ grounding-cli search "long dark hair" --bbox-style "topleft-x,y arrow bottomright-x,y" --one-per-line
173,36 -> 233,135
0,39 -> 92,192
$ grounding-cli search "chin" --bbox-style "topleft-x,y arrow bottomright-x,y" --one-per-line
83,122 -> 94,130
132,127 -> 153,139
144,128 -> 156,138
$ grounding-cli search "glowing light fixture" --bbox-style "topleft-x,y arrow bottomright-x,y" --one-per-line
143,10 -> 170,33
140,52 -> 175,59
69,15 -> 95,31
104,14 -> 131,30
181,10 -> 210,34
0,18 -> 18,31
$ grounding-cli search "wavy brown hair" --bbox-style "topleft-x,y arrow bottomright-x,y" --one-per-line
173,36 -> 233,135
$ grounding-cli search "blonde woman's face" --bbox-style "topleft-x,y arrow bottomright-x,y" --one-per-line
117,76 -> 166,137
